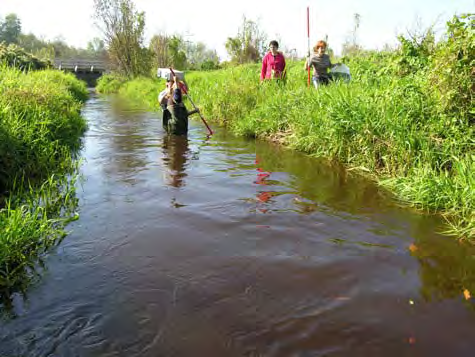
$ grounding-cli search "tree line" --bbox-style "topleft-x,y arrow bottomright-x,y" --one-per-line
92,0 -> 275,77
0,13 -> 107,60
1,0 -> 276,77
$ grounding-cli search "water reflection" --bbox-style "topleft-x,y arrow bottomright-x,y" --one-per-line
97,104 -> 153,185
254,140 -> 388,216
407,215 -> 475,306
192,132 -> 475,307
161,135 -> 189,188
255,155 -> 273,213
253,140 -> 475,305
3,97 -> 475,356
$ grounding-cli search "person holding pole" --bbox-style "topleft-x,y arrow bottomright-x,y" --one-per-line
161,74 -> 200,135
169,68 -> 213,136
304,40 -> 340,88
158,68 -> 213,136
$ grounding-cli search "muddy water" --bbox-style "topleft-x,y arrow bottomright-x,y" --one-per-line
1,94 -> 475,356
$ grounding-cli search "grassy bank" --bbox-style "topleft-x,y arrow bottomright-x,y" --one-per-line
97,14 -> 473,240
0,66 -> 88,303
96,73 -> 162,110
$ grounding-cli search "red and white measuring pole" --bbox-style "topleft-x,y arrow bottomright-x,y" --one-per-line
307,6 -> 311,87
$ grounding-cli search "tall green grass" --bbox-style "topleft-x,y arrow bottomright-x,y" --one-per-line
96,73 -> 129,94
0,43 -> 51,70
0,66 -> 88,192
0,65 -> 88,304
0,174 -> 79,309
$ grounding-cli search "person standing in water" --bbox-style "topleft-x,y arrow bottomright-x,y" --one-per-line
260,40 -> 286,81
159,74 -> 199,135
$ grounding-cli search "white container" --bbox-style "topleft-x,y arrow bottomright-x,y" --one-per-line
157,68 -> 185,81
330,64 -> 351,81
330,64 -> 351,75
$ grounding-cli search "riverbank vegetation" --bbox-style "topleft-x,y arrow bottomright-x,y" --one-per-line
0,65 -> 88,304
97,14 -> 474,240
0,12 -> 107,61
0,42 -> 51,70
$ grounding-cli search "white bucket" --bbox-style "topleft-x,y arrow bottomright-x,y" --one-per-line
157,68 -> 185,81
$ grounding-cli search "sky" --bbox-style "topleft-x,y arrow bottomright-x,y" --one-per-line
1,0 -> 473,60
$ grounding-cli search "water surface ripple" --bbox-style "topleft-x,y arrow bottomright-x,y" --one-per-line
1,94 -> 475,356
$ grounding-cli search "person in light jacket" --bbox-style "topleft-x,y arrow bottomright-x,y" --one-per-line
260,40 -> 286,81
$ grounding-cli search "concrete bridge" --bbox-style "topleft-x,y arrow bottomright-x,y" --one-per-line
54,58 -> 109,87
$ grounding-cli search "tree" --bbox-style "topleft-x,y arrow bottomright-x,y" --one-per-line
225,37 -> 242,63
225,16 -> 267,64
168,35 -> 187,69
187,41 -> 219,70
149,34 -> 219,70
342,13 -> 362,56
150,34 -> 191,69
149,33 -> 172,68
50,37 -> 76,58
0,13 -> 22,44
87,37 -> 105,53
93,0 -> 149,77
85,37 -> 107,60
17,33 -> 47,54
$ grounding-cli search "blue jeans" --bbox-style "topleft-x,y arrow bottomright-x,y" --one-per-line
312,76 -> 330,88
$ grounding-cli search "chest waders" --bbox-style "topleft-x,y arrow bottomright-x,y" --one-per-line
164,104 -> 188,136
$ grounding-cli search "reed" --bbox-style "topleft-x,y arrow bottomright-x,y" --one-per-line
0,65 -> 87,303
96,73 -> 128,94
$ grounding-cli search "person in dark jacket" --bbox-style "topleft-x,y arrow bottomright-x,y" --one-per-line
159,76 -> 199,135
304,40 -> 340,88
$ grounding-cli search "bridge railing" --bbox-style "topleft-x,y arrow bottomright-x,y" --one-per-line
54,59 -> 108,72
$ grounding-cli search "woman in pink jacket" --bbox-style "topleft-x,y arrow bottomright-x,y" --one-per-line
260,40 -> 286,81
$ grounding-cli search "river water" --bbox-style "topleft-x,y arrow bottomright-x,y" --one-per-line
1,94 -> 475,356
